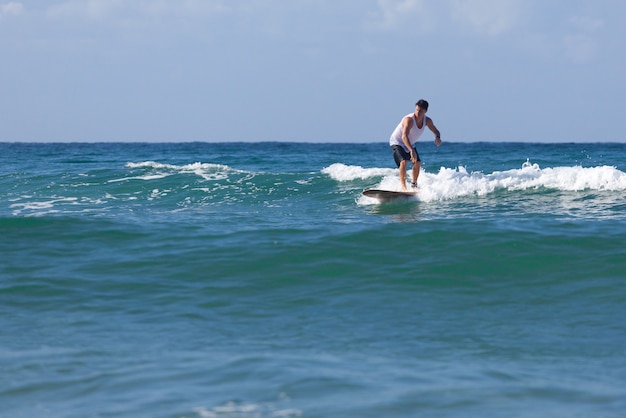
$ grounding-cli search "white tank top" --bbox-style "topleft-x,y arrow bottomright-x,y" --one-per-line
389,113 -> 426,151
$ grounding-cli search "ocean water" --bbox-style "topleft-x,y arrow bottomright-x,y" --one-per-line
1,141 -> 626,417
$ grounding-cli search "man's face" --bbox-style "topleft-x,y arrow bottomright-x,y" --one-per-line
416,105 -> 427,115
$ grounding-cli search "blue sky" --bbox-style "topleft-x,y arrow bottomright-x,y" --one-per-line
1,0 -> 625,142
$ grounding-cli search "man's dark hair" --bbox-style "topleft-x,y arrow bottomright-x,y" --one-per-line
416,99 -> 429,110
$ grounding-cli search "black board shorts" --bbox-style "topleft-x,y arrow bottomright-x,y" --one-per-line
391,145 -> 420,167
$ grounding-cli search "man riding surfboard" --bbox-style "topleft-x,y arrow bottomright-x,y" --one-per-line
389,99 -> 442,191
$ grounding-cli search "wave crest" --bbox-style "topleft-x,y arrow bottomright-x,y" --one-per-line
120,161 -> 245,181
330,161 -> 626,203
321,163 -> 395,181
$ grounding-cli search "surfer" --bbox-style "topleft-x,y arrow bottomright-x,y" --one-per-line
389,99 -> 442,191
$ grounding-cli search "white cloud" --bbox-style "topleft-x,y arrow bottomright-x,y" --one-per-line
0,1 -> 24,18
569,15 -> 604,32
367,0 -> 433,32
46,0 -> 124,20
450,0 -> 522,36
45,0 -> 230,21
562,16 -> 603,64
563,34 -> 597,64
139,0 -> 231,18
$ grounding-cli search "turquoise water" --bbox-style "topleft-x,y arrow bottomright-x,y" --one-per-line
1,142 -> 626,417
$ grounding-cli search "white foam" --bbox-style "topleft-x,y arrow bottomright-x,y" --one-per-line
126,161 -> 172,169
10,196 -> 79,216
108,174 -> 171,182
322,163 -> 395,181
193,401 -> 302,418
346,161 -> 626,204
121,161 -> 244,181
